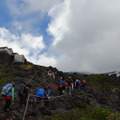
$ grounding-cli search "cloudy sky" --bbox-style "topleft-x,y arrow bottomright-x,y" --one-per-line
0,0 -> 120,73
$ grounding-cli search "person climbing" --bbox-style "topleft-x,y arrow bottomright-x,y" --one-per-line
72,78 -> 76,89
58,84 -> 64,95
23,85 -> 30,102
81,80 -> 86,90
67,76 -> 73,85
52,71 -> 55,79
46,86 -> 51,98
48,69 -> 52,76
75,79 -> 81,90
65,82 -> 69,92
17,83 -> 30,108
66,76 -> 73,94
1,82 -> 15,112
17,83 -> 25,108
71,81 -> 74,91
35,88 -> 45,109
44,86 -> 51,107
58,77 -> 66,95
60,77 -> 65,84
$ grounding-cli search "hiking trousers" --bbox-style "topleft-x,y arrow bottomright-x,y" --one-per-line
19,94 -> 26,107
4,99 -> 11,112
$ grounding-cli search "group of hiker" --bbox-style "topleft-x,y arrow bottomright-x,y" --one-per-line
35,86 -> 51,108
0,75 -> 86,113
57,76 -> 86,95
1,82 -> 52,113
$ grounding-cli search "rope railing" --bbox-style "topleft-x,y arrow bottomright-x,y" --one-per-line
22,93 -> 68,120
25,71 -> 37,86
22,94 -> 30,120
14,71 -> 37,96
29,93 -> 67,99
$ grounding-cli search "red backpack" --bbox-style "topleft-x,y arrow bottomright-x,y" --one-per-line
82,80 -> 86,84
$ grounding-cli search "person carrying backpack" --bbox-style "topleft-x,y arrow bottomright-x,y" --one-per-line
17,83 -> 30,108
35,88 -> 45,109
59,77 -> 65,84
1,82 -> 15,112
58,84 -> 63,95
81,80 -> 86,90
58,77 -> 66,95
44,86 -> 51,107
75,79 -> 81,90
44,86 -> 51,98
66,76 -> 73,94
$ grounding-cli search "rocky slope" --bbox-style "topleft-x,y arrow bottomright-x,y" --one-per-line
0,63 -> 120,120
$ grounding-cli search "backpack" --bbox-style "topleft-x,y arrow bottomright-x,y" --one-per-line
36,89 -> 44,97
76,79 -> 81,84
60,80 -> 65,84
82,80 -> 86,84
1,84 -> 12,96
17,83 -> 25,95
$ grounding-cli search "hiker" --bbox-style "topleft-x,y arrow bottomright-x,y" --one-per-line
72,78 -> 76,89
67,76 -> 73,86
81,80 -> 86,90
58,77 -> 66,95
48,69 -> 52,76
65,82 -> 68,92
59,77 -> 65,84
1,82 -> 15,112
35,88 -> 45,109
75,79 -> 81,90
66,76 -> 73,94
17,84 -> 30,108
46,86 -> 51,98
71,82 -> 74,91
44,86 -> 52,98
44,86 -> 51,107
52,71 -> 55,79
57,84 -> 64,95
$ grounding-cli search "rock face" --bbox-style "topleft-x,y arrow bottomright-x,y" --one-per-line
81,87 -> 120,110
0,63 -> 120,120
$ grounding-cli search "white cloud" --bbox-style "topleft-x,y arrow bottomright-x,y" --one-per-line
2,0 -> 120,73
0,27 -> 51,64
28,54 -> 56,67
46,0 -> 120,73
20,33 -> 45,50
0,0 -> 58,67
47,0 -> 71,45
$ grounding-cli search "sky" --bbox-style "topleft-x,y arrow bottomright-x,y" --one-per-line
0,0 -> 120,73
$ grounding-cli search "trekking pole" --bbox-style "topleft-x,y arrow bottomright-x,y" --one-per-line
25,71 -> 37,86
22,94 -> 30,120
